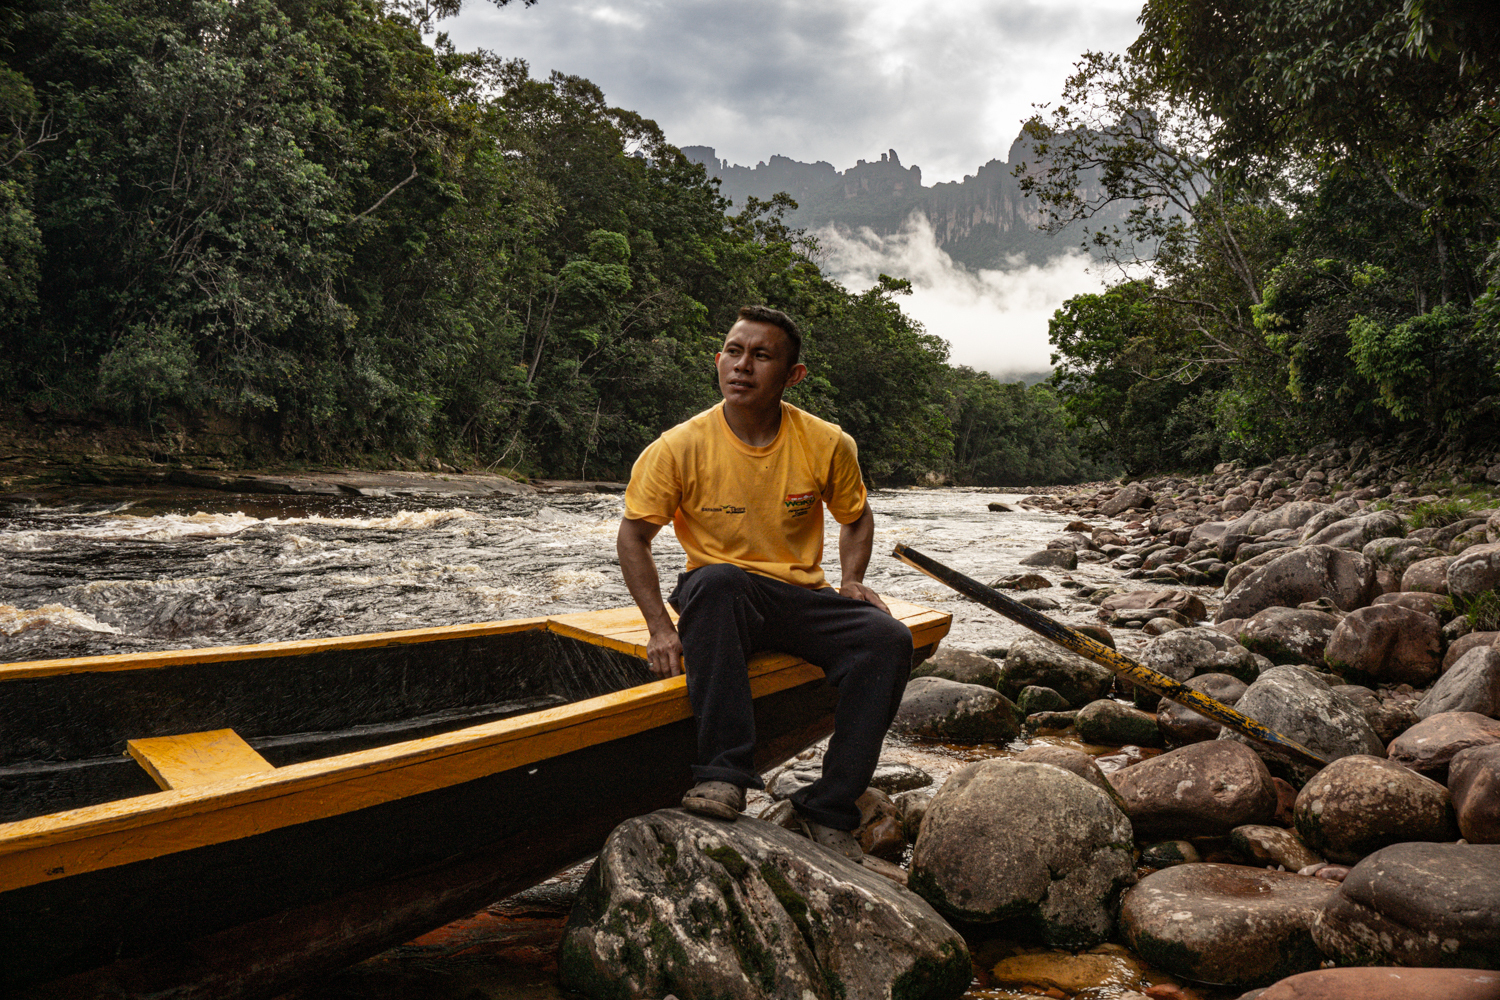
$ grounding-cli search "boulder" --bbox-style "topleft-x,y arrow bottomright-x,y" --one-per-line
1017,685 -> 1070,715
1323,604 -> 1443,686
1444,630 -> 1500,671
1298,507 -> 1353,544
1361,535 -> 1428,568
1401,555 -> 1452,594
1217,666 -> 1384,777
1303,510 -> 1403,550
1253,967 -> 1500,1000
1417,647 -> 1500,719
1120,864 -> 1339,987
999,636 -> 1113,705
1138,627 -> 1259,683
1230,824 -> 1323,871
557,810 -> 972,1000
1100,484 -> 1156,517
767,760 -> 933,802
1218,545 -> 1378,623
1387,711 -> 1500,778
992,572 -> 1052,590
1020,548 -> 1078,570
1450,744 -> 1500,844
1139,839 -> 1200,868
910,647 -> 1002,688
1293,755 -> 1456,864
1310,843 -> 1500,969
1235,607 -> 1340,667
1448,542 -> 1500,602
1109,740 -> 1277,840
1225,548 -> 1294,593
1157,673 -> 1247,746
853,788 -> 907,860
1076,699 -> 1163,748
909,760 -> 1134,947
894,787 -> 934,843
1098,588 -> 1208,623
891,676 -> 1021,743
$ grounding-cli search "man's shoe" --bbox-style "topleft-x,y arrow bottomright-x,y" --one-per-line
681,781 -> 745,821
800,818 -> 864,862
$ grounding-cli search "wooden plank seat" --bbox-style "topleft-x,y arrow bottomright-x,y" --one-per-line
126,730 -> 275,790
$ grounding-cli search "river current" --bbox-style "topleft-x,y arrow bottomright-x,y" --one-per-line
0,486 -> 1121,663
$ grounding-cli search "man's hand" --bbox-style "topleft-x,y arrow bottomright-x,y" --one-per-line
839,580 -> 892,615
646,625 -> 685,678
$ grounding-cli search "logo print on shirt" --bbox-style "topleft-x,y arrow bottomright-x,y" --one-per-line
783,492 -> 816,518
700,504 -> 746,515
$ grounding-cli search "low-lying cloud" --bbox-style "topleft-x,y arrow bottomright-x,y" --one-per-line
814,215 -> 1102,378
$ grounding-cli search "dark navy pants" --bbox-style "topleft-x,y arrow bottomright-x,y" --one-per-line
668,564 -> 913,830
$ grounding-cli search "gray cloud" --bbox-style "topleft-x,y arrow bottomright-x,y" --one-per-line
443,0 -> 1141,182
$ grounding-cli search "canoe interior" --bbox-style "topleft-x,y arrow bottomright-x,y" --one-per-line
0,625 -> 653,823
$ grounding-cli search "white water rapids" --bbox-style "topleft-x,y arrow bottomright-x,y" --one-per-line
0,487 -> 1131,663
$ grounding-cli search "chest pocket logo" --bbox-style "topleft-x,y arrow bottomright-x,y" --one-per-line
783,492 -> 817,518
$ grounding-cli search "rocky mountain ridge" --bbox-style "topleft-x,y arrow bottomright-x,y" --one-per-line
682,134 -> 1126,270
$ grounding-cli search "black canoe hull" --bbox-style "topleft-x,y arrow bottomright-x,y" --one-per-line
6,676 -> 839,999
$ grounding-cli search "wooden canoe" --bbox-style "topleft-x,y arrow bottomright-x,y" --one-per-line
0,599 -> 950,1000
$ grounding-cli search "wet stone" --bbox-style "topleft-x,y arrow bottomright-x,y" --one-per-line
910,646 -> 1002,689
999,636 -> 1113,706
1017,685 -> 1070,716
891,676 -> 1021,743
1139,840 -> 1200,869
1253,967 -> 1500,1000
1387,711 -> 1500,779
1012,744 -> 1127,813
1119,863 -> 1339,987
1076,699 -> 1163,748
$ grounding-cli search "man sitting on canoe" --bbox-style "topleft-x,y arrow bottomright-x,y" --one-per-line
616,305 -> 912,862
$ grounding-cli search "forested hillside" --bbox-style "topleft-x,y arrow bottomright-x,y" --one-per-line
1028,0 -> 1500,476
0,0 -> 1110,486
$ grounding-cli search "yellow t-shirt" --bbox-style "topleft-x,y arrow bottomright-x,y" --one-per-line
624,402 -> 868,589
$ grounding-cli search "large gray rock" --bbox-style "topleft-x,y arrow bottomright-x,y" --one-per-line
1120,864 -> 1339,987
1332,684 -> 1421,744
1157,673 -> 1247,746
1217,666 -> 1384,777
1218,545 -> 1378,623
1448,542 -> 1500,602
1371,589 -> 1449,619
1298,507 -> 1353,544
1311,843 -> 1500,969
1138,626 -> 1259,683
1450,744 -> 1500,844
1235,607 -> 1340,667
909,760 -> 1134,947
1011,745 -> 1125,812
1323,604 -> 1443,686
910,647 -> 1002,689
999,636 -> 1113,706
1444,630 -> 1500,670
1293,755 -> 1456,864
1417,647 -> 1500,720
1225,547 -> 1295,593
1100,484 -> 1156,517
1109,740 -> 1277,841
1388,711 -> 1500,777
1303,509 -> 1404,550
558,810 -> 972,1000
1230,824 -> 1323,872
891,676 -> 1021,743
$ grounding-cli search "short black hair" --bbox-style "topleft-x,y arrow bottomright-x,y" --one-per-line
736,305 -> 802,366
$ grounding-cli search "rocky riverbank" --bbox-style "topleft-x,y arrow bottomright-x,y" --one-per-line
557,442 -> 1500,1000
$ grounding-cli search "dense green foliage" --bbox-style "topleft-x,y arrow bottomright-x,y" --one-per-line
0,0 -> 1108,485
1021,0 -> 1500,474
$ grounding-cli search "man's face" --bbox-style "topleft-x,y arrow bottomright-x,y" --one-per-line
715,320 -> 807,409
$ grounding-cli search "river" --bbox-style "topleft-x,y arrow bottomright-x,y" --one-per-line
0,483 -> 1200,1000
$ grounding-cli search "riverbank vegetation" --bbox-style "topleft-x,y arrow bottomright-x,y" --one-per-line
1024,0 -> 1500,476
0,0 -> 1111,487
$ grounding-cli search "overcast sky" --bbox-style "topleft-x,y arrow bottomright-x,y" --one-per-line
442,0 -> 1143,375
444,0 -> 1142,184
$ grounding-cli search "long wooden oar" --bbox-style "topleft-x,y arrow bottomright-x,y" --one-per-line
892,543 -> 1329,770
